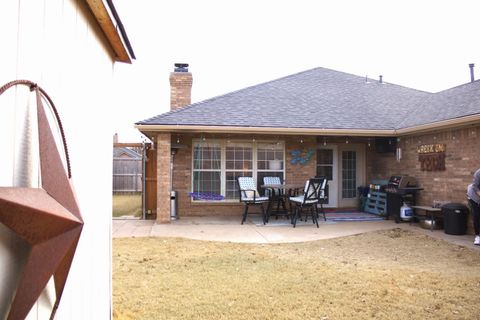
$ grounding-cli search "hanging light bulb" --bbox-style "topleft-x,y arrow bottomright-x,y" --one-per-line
323,137 -> 327,146
176,136 -> 180,144
367,138 -> 371,148
345,137 -> 349,144
300,138 -> 304,144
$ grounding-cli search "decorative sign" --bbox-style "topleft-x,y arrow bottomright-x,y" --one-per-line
290,148 -> 314,165
0,80 -> 83,320
417,144 -> 446,171
417,143 -> 446,153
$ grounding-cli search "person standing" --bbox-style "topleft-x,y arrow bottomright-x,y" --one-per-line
467,168 -> 480,245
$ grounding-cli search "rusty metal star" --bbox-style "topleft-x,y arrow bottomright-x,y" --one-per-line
0,82 -> 83,320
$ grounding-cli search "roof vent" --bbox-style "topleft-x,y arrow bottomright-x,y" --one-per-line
379,75 -> 383,83
174,63 -> 189,72
469,63 -> 475,82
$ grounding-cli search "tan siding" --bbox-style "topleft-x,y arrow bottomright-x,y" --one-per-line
0,0 -> 117,318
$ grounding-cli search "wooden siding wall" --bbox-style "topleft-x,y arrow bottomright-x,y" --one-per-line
0,0 -> 115,319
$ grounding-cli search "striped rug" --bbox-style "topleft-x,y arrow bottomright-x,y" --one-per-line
325,211 -> 384,222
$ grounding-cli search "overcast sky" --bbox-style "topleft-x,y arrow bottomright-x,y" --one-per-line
113,0 -> 480,141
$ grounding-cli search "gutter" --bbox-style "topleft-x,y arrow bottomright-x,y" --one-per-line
135,113 -> 480,138
396,114 -> 480,136
134,124 -> 396,136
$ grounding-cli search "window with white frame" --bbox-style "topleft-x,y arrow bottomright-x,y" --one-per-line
256,142 -> 284,192
191,139 -> 285,201
192,141 -> 221,196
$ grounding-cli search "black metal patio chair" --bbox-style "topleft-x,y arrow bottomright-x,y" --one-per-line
237,176 -> 269,225
289,177 -> 326,228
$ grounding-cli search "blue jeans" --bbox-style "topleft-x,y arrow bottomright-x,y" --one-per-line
469,199 -> 480,235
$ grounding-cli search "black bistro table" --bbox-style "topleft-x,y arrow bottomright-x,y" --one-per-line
261,184 -> 304,221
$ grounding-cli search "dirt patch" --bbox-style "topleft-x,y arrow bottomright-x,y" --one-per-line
113,228 -> 480,319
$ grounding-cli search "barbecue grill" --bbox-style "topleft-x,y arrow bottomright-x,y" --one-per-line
385,175 -> 423,222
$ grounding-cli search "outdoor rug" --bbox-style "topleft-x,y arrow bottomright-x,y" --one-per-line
325,211 -> 384,222
251,217 -> 337,227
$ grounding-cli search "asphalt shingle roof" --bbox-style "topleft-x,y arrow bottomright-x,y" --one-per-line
137,67 -> 480,131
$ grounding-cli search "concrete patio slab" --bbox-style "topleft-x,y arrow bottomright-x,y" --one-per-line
112,215 -> 480,250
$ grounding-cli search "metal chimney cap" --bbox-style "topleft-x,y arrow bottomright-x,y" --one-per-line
174,63 -> 189,72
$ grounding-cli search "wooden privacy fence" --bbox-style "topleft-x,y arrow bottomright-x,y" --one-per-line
113,148 -> 143,193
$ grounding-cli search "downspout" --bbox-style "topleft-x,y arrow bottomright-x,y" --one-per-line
141,141 -> 147,220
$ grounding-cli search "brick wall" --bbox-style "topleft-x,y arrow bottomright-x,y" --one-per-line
169,72 -> 192,110
285,136 -> 317,184
156,133 -> 171,223
170,134 -> 317,218
367,125 -> 480,233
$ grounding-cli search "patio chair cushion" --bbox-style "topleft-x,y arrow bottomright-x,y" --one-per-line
242,195 -> 269,202
289,195 -> 318,204
244,190 -> 261,199
263,176 -> 283,197
238,176 -> 263,201
264,176 -> 281,185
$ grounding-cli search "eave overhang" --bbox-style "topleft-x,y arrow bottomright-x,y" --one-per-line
135,113 -> 480,138
85,0 -> 135,63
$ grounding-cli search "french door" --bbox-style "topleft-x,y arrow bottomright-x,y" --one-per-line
317,144 -> 365,208
316,146 -> 338,207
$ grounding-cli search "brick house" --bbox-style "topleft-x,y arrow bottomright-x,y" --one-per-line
135,64 -> 480,231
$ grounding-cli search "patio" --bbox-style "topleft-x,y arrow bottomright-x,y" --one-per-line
112,216 -> 479,248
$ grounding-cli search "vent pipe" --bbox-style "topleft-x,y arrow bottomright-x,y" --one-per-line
469,63 -> 475,82
379,75 -> 383,84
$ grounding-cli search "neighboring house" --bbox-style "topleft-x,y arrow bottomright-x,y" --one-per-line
0,0 -> 134,319
135,64 -> 480,233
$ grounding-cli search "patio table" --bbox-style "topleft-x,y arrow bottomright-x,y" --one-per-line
261,184 -> 304,221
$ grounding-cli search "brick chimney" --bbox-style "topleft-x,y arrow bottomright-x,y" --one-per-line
169,63 -> 192,110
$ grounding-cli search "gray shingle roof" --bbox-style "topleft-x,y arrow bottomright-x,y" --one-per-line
137,67 -> 480,131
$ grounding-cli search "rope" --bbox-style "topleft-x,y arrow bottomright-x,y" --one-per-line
0,80 -> 72,178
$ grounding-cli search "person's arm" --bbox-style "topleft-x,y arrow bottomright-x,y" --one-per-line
474,171 -> 480,197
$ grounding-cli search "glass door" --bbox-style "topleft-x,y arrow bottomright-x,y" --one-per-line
316,146 -> 338,207
339,144 -> 365,208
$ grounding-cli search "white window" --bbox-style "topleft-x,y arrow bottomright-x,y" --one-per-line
191,139 -> 285,201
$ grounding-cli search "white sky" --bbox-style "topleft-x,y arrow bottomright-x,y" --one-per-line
113,0 -> 480,141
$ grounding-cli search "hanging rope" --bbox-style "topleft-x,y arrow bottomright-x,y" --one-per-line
0,80 -> 72,178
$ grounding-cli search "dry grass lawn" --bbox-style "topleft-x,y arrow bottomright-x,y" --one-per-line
113,229 -> 480,320
112,194 -> 142,218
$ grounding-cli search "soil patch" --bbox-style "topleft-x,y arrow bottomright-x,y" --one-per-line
113,228 -> 480,319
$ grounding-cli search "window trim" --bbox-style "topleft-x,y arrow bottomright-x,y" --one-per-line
191,139 -> 285,203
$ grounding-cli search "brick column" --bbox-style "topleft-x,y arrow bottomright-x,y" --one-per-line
156,133 -> 171,223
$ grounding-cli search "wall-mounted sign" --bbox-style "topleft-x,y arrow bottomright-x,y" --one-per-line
417,144 -> 446,171
417,143 -> 446,153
